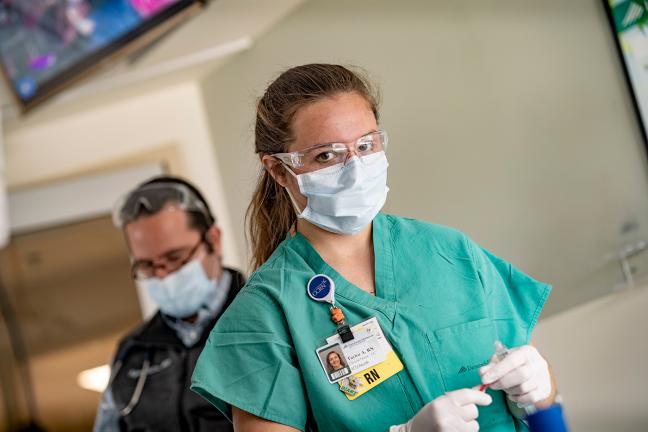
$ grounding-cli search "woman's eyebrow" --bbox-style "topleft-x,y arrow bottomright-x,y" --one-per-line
301,129 -> 379,150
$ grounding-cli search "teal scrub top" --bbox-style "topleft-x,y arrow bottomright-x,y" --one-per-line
191,214 -> 551,431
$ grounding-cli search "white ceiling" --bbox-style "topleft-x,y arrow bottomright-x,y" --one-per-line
0,0 -> 305,123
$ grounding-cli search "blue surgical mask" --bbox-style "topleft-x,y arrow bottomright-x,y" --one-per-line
136,259 -> 216,318
286,151 -> 389,235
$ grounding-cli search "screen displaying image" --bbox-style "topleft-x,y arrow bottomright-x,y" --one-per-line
605,0 -> 648,145
0,0 -> 194,107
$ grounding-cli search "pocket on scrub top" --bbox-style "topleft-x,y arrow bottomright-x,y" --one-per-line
427,318 -> 514,429
427,318 -> 493,390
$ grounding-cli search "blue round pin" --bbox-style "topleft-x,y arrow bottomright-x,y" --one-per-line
307,274 -> 335,304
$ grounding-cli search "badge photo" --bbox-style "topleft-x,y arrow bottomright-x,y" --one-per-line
316,342 -> 352,383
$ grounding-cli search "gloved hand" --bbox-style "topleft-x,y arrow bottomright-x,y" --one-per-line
390,388 -> 492,432
479,345 -> 551,406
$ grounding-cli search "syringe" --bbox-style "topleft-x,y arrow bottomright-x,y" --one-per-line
479,340 -> 509,391
493,340 -> 509,361
482,341 -> 537,415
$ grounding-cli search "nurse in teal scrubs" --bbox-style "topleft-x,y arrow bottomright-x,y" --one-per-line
191,64 -> 558,432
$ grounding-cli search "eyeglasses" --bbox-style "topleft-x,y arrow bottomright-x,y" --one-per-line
272,130 -> 388,172
131,238 -> 204,280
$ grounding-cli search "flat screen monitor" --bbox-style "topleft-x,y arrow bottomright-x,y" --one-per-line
604,0 -> 648,149
0,0 -> 204,112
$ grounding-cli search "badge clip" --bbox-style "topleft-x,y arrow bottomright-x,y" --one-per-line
307,274 -> 355,342
331,306 -> 354,342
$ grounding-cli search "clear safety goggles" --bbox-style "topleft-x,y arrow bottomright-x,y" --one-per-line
112,182 -> 212,229
272,130 -> 388,173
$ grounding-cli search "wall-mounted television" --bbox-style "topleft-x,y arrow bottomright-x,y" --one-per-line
603,0 -> 648,149
0,0 -> 206,112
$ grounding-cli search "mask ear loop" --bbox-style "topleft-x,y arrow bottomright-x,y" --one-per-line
207,242 -> 223,284
284,186 -> 305,218
275,161 -> 306,218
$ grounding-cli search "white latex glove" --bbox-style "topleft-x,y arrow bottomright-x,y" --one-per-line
390,388 -> 492,432
479,345 -> 551,406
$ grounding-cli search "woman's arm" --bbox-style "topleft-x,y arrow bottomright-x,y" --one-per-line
232,406 -> 301,432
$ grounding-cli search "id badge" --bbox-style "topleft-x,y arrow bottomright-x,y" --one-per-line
315,317 -> 404,400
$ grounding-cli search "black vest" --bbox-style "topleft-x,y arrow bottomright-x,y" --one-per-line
111,268 -> 245,432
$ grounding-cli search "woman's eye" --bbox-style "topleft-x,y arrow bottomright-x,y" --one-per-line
357,142 -> 372,152
315,151 -> 337,162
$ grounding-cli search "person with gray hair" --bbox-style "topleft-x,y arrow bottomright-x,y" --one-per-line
94,176 -> 244,432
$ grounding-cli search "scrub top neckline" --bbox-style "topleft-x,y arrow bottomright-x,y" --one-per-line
287,213 -> 397,320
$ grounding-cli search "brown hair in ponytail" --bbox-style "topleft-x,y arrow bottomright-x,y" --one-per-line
246,64 -> 380,270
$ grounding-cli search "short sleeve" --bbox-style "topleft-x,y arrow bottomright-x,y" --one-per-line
191,288 -> 307,430
466,237 -> 552,347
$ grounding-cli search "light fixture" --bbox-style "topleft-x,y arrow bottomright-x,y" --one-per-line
77,364 -> 110,393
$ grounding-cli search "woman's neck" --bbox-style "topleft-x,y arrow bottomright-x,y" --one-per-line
297,219 -> 373,259
297,219 -> 376,295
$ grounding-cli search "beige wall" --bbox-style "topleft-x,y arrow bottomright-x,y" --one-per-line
534,282 -> 648,431
201,0 -> 648,315
4,82 -> 242,271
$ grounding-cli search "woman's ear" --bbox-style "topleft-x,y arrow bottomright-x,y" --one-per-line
261,155 -> 290,188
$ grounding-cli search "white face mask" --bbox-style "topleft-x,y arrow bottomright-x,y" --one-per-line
285,151 -> 389,235
136,259 -> 218,318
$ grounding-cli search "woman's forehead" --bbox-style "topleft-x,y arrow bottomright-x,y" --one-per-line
289,92 -> 376,152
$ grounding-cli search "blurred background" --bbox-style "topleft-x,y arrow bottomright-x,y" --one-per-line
0,0 -> 646,430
